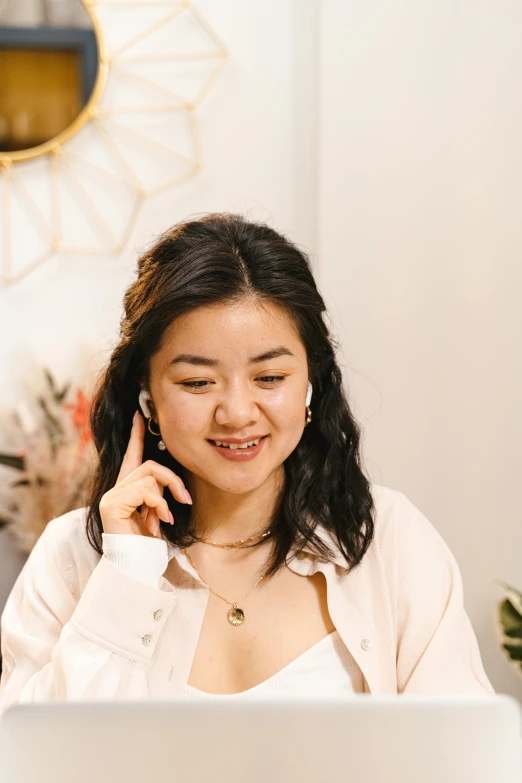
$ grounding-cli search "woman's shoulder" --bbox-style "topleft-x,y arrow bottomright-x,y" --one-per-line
369,481 -> 410,541
318,483 -> 421,567
369,482 -> 456,569
371,482 -> 445,533
371,481 -> 413,518
31,507 -> 102,591
41,505 -> 91,546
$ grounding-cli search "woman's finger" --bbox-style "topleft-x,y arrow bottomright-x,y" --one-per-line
116,411 -> 145,485
118,458 -> 191,507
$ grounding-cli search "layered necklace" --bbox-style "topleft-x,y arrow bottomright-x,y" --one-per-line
181,528 -> 272,626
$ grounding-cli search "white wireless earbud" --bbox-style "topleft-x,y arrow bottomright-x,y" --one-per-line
306,381 -> 312,407
138,389 -> 152,419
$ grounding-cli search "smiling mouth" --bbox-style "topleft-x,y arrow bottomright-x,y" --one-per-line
207,435 -> 269,450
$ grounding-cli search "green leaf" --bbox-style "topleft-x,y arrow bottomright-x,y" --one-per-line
501,642 -> 522,662
494,579 -> 522,614
498,598 -> 522,639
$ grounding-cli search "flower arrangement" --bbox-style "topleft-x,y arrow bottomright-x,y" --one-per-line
0,367 -> 98,554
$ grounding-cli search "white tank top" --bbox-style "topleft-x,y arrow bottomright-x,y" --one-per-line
181,630 -> 365,698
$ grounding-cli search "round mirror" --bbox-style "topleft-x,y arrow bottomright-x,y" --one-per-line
0,0 -> 103,161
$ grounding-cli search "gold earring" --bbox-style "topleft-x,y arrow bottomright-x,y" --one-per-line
148,417 -> 161,436
305,406 -> 312,425
148,417 -> 166,450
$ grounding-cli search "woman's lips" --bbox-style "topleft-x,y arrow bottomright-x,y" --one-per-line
207,435 -> 268,461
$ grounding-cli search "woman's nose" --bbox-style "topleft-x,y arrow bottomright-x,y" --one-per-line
214,391 -> 260,427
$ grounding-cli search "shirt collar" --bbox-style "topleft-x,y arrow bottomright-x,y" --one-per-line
293,522 -> 348,567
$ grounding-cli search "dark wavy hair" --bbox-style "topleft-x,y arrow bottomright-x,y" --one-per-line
85,212 -> 376,580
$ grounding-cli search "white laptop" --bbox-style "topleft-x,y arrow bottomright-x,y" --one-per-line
0,694 -> 521,783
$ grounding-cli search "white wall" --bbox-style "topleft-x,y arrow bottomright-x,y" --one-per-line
318,0 -> 522,699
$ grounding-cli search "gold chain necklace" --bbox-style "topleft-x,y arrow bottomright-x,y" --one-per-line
199,529 -> 272,548
182,546 -> 266,626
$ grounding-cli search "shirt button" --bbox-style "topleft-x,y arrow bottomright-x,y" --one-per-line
142,634 -> 153,647
360,638 -> 372,651
153,609 -> 164,621
296,551 -> 308,560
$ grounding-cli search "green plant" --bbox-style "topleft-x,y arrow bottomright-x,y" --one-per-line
494,580 -> 522,679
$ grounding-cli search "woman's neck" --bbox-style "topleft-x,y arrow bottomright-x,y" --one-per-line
185,468 -> 284,544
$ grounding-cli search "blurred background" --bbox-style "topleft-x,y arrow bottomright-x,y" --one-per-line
0,0 -> 520,701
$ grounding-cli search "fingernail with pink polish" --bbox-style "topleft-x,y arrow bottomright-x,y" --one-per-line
183,490 -> 193,505
168,511 -> 174,525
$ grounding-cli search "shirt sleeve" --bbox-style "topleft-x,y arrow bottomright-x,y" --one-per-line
0,519 -> 177,715
102,533 -> 170,587
395,492 -> 496,694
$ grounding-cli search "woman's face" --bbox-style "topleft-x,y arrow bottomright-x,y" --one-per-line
147,300 -> 309,496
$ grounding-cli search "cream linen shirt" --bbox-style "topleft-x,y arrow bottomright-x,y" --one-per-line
0,484 -> 495,713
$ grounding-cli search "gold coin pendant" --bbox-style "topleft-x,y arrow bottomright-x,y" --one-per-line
228,605 -> 245,625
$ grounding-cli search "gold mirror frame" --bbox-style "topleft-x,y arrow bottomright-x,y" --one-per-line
0,1 -> 108,164
0,0 -> 228,287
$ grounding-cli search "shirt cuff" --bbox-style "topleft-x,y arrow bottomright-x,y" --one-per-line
71,554 -> 177,663
102,533 -> 169,588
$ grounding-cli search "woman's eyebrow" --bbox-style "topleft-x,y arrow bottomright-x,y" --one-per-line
169,347 -> 295,367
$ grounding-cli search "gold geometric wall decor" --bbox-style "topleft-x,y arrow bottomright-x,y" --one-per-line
0,0 -> 228,286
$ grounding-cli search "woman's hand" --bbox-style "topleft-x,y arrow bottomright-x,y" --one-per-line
99,411 -> 191,538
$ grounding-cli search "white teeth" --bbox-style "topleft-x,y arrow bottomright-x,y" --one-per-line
214,438 -> 262,449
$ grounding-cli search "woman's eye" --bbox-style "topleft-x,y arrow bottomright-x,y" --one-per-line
181,381 -> 210,389
181,376 -> 285,390
259,376 -> 285,384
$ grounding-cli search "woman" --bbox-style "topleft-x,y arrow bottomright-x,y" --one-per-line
0,212 -> 494,710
